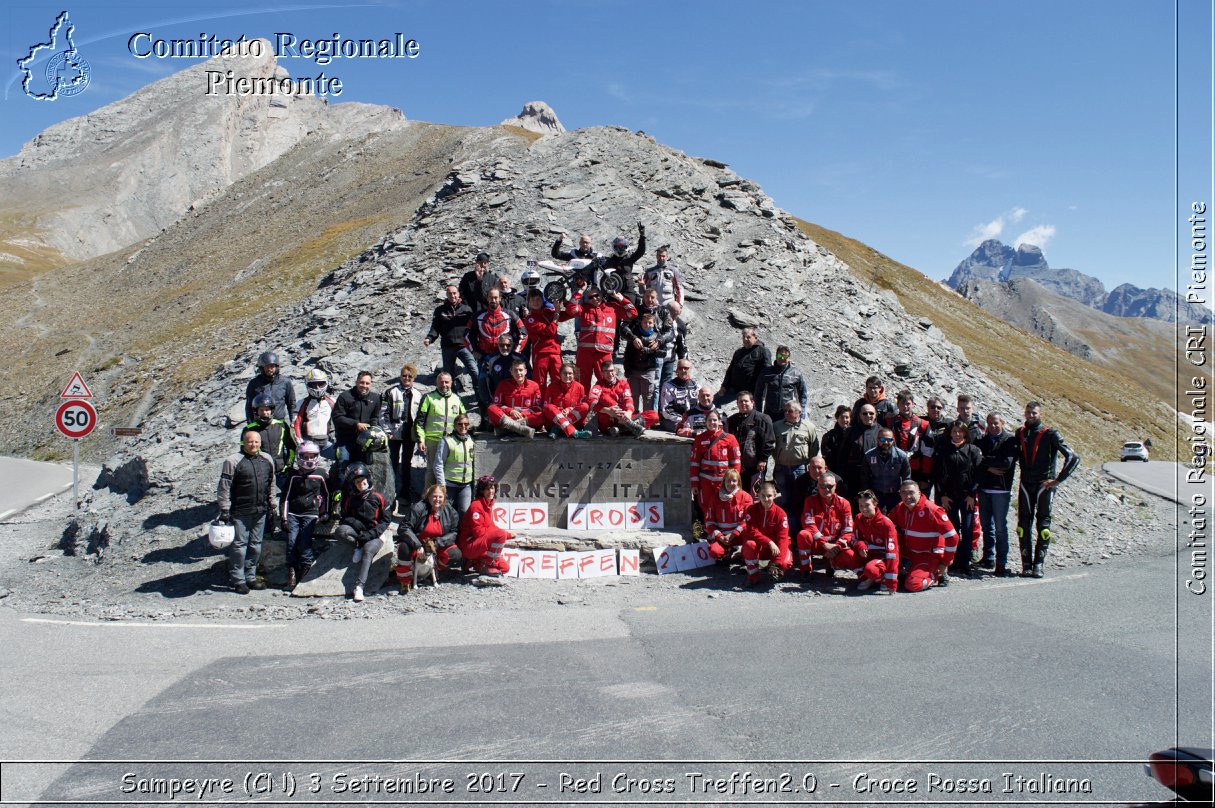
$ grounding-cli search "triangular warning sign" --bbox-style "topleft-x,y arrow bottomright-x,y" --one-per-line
60,371 -> 93,399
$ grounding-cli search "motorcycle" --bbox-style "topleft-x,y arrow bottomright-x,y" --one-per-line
536,257 -> 623,304
1131,746 -> 1213,805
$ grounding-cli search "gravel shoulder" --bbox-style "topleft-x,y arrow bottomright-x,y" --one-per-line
0,471 -> 1184,624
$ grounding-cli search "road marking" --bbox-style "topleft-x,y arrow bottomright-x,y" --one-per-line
22,618 -> 283,629
61,482 -> 72,488
34,492 -> 56,502
633,606 -> 657,612
0,509 -> 16,521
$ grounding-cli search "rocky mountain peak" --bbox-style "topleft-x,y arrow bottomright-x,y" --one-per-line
946,238 -> 1014,287
1011,242 -> 1047,268
500,101 -> 565,135
0,42 -> 406,273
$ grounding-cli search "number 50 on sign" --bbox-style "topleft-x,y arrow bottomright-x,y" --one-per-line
56,399 -> 98,439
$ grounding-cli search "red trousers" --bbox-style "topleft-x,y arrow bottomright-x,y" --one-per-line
741,536 -> 793,581
794,531 -> 846,572
594,408 -> 659,433
708,536 -> 741,562
487,405 -> 545,428
577,348 -> 612,389
543,403 -> 586,436
532,352 -> 562,395
901,554 -> 941,592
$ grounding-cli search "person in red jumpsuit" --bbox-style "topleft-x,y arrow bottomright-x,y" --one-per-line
891,479 -> 957,591
456,476 -> 514,576
567,287 -> 636,389
703,468 -> 753,564
522,289 -> 575,395
487,360 -> 544,437
795,471 -> 854,576
587,360 -> 658,436
542,361 -> 592,439
689,409 -> 742,513
833,489 -> 899,593
739,480 -> 793,586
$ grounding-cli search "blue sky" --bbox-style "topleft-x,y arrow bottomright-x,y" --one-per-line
3,0 -> 1210,293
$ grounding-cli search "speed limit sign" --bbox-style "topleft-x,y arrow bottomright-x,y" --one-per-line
56,399 -> 98,439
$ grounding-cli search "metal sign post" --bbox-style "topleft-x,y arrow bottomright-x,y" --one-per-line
73,439 -> 79,508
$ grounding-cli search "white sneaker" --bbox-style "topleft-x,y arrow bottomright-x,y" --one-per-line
856,578 -> 876,592
351,547 -> 363,564
352,585 -> 364,602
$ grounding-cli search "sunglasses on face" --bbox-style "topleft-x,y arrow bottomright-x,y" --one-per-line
878,437 -> 894,444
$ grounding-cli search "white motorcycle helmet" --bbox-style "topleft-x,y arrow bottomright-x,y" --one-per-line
208,520 -> 235,550
297,441 -> 321,471
521,268 -> 540,288
304,368 -> 328,398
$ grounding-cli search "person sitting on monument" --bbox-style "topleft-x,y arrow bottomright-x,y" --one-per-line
457,476 -> 514,577
542,361 -> 593,439
479,333 -> 527,417
587,359 -> 657,437
486,359 -> 543,439
333,462 -> 389,603
703,468 -> 753,566
394,483 -> 462,593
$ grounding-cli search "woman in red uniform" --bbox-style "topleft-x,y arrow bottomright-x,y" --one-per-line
834,489 -> 899,594
703,469 -> 753,564
739,480 -> 793,586
542,362 -> 592,439
689,409 -> 741,514
457,476 -> 514,576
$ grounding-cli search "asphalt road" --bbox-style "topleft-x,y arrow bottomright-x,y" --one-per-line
1102,460 -> 1203,504
1,549 -> 1209,807
0,455 -> 75,521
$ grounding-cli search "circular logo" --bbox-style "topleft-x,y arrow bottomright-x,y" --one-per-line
44,50 -> 91,97
56,399 -> 98,439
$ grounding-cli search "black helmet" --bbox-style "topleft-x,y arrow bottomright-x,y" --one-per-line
344,462 -> 371,486
257,351 -> 280,370
252,393 -> 275,412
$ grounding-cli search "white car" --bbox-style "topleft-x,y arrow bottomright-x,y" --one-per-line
1120,441 -> 1150,462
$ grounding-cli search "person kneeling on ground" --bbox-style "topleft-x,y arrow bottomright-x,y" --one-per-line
703,469 -> 752,567
395,484 -> 462,593
795,471 -> 854,578
891,479 -> 956,591
457,476 -> 514,576
739,480 -> 793,587
834,489 -> 898,594
333,462 -> 389,603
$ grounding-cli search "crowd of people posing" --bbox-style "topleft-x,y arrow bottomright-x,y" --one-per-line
217,229 -> 1080,599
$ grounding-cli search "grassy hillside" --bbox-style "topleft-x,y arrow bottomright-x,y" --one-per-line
796,219 -> 1181,463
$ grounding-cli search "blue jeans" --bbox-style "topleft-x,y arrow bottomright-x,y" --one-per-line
228,511 -> 265,586
945,500 -> 976,571
979,489 -> 1012,566
284,513 -> 317,568
441,344 -> 479,390
446,482 -> 472,516
773,463 -> 805,517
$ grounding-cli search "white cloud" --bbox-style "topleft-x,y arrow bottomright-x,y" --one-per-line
1014,224 -> 1057,250
965,207 -> 1029,247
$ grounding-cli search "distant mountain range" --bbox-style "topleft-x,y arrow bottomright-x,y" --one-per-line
947,239 -> 1211,325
